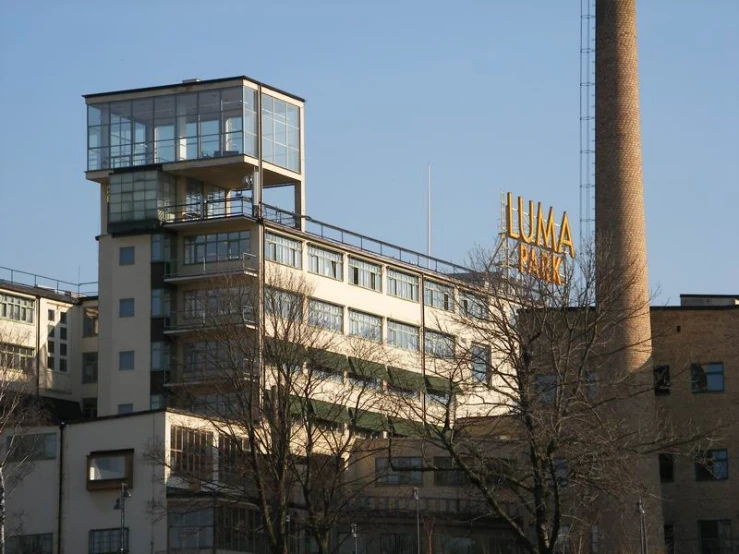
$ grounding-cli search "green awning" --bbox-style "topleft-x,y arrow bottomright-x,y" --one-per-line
307,348 -> 348,373
264,338 -> 307,362
348,357 -> 389,381
310,399 -> 351,424
351,409 -> 387,432
390,417 -> 422,437
425,375 -> 463,394
387,366 -> 426,392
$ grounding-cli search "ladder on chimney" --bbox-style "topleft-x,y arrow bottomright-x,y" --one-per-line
579,0 -> 596,252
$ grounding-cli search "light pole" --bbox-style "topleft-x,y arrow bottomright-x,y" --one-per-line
113,483 -> 131,554
636,495 -> 647,554
412,487 -> 421,554
351,523 -> 358,554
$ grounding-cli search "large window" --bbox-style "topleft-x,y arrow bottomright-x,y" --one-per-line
171,426 -> 213,480
460,291 -> 488,320
424,281 -> 453,311
308,245 -> 343,280
6,533 -> 53,554
88,86 -> 258,171
265,233 -> 302,268
659,453 -> 675,483
308,299 -> 343,332
387,321 -> 419,351
0,293 -> 34,324
170,508 -> 214,551
265,289 -> 302,321
87,450 -> 134,490
695,449 -> 728,481
107,170 -> 175,225
6,433 -> 57,462
89,528 -> 128,554
375,457 -> 423,485
0,343 -> 34,372
387,269 -> 419,302
691,362 -> 724,393
82,352 -> 98,384
349,310 -> 382,342
262,93 -> 301,172
425,330 -> 455,359
183,231 -> 250,265
348,258 -> 381,291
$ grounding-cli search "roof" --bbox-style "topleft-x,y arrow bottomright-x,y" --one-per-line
83,75 -> 305,103
0,279 -> 87,304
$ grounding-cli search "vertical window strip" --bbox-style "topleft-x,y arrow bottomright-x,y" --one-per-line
265,233 -> 302,268
387,269 -> 419,302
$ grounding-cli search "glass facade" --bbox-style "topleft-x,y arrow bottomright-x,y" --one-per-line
88,86 -> 300,173
108,170 -> 174,225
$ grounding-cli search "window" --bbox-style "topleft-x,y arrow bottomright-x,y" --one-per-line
654,365 -> 670,395
536,375 -> 559,404
60,343 -> 67,356
89,528 -> 129,554
387,269 -> 419,302
308,245 -> 343,280
183,231 -> 250,265
119,298 -> 134,317
59,359 -> 67,373
375,457 -> 423,485
171,426 -> 214,480
265,288 -> 302,320
349,310 -> 382,342
151,341 -> 170,372
471,344 -> 490,384
262,93 -> 301,172
183,287 -> 252,320
691,362 -> 724,393
460,291 -> 488,319
170,508 -> 214,551
433,457 -> 468,486
0,343 -> 34,372
83,398 -> 98,419
83,308 -> 99,337
0,293 -> 35,323
664,525 -> 675,554
151,288 -> 171,318
60,311 -> 67,324
82,352 -> 98,384
151,394 -> 165,410
699,520 -> 732,554
119,350 -> 134,371
59,327 -> 67,340
48,309 -> 55,321
425,330 -> 455,358
7,533 -> 53,554
387,320 -> 419,351
87,450 -> 134,489
265,232 -> 302,268
119,246 -> 135,265
47,356 -> 54,370
107,170 -> 175,225
659,453 -> 675,483
6,433 -> 57,462
695,449 -> 728,481
48,325 -> 55,338
308,299 -> 343,332
151,233 -> 172,262
48,341 -> 55,354
424,281 -> 453,311
117,404 -> 133,415
348,257 -> 381,291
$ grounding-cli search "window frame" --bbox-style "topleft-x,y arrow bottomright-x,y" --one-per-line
307,245 -> 343,280
119,298 -> 135,318
264,232 -> 302,268
695,449 -> 729,481
307,298 -> 344,332
386,320 -> 420,352
119,246 -> 135,266
348,309 -> 382,342
691,362 -> 725,393
86,449 -> 134,490
119,350 -> 135,371
386,269 -> 419,302
348,257 -> 382,292
375,456 -> 423,485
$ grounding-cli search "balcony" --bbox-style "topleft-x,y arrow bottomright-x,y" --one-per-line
350,494 -> 516,520
40,370 -> 72,394
165,253 -> 257,284
162,197 -> 254,228
163,309 -> 256,335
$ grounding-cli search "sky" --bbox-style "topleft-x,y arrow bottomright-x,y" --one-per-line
0,0 -> 737,304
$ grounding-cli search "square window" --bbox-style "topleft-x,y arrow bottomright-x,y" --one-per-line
119,350 -> 134,371
119,246 -> 135,265
119,298 -> 135,317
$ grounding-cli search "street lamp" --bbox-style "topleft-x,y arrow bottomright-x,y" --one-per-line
351,523 -> 358,554
113,483 -> 132,554
412,487 -> 421,554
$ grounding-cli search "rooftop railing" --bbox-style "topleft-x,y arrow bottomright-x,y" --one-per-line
0,266 -> 98,297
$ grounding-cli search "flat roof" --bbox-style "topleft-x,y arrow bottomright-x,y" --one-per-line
0,279 -> 89,304
83,75 -> 305,103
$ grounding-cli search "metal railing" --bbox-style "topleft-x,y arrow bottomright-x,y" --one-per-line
164,309 -> 256,333
350,494 -> 508,518
0,266 -> 97,297
165,253 -> 257,281
162,197 -> 255,224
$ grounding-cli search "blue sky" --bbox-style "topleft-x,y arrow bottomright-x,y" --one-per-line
0,0 -> 736,304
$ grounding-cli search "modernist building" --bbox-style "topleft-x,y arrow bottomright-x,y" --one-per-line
1,73 -> 737,554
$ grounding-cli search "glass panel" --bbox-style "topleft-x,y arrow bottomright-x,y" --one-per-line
88,455 -> 127,481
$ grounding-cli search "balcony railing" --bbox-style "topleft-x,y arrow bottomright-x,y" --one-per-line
164,309 -> 256,334
165,253 -> 257,282
350,494 -> 510,518
162,197 -> 255,225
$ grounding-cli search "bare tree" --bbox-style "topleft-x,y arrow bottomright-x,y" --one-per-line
148,267 -> 387,554
390,242 -> 729,554
0,328 -> 48,554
